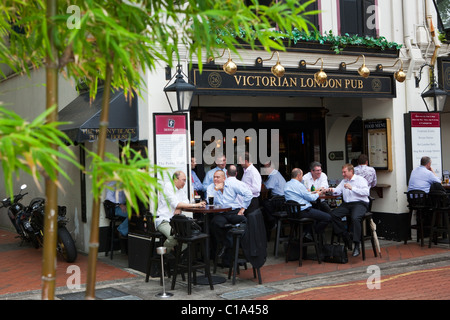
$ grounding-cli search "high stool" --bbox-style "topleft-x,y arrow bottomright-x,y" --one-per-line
144,214 -> 171,285
285,201 -> 321,266
227,226 -> 262,285
405,190 -> 432,246
103,200 -> 125,260
331,197 -> 378,260
269,196 -> 288,258
428,191 -> 450,248
170,215 -> 214,295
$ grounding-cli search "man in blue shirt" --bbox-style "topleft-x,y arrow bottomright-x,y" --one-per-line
261,162 -> 287,238
191,157 -> 204,198
207,165 -> 252,266
408,156 -> 442,193
284,168 -> 331,239
202,154 -> 227,192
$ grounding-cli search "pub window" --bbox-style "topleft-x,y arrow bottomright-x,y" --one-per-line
339,0 -> 377,37
244,0 -> 319,30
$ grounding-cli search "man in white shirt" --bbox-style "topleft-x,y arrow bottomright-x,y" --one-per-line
239,152 -> 262,214
327,164 -> 370,257
303,161 -> 331,213
155,171 -> 206,252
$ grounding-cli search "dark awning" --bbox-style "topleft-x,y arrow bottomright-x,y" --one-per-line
58,88 -> 138,143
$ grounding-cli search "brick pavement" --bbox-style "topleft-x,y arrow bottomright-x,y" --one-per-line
232,241 -> 449,284
0,228 -> 136,296
1,227 -> 449,300
255,265 -> 450,300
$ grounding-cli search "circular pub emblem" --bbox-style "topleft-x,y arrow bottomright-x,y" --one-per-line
371,78 -> 382,92
208,72 -> 222,88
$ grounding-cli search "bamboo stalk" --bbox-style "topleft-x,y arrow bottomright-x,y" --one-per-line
41,0 -> 59,300
85,64 -> 113,299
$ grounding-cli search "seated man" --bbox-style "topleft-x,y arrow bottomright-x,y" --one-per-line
284,168 -> 332,239
105,181 -> 128,237
154,171 -> 206,253
302,161 -> 331,213
207,165 -> 252,266
202,154 -> 227,192
408,156 -> 443,193
327,164 -> 370,257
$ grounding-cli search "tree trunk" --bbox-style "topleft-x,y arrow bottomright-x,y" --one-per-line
85,64 -> 113,299
41,0 -> 59,300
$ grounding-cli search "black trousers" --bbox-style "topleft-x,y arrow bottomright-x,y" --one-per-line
210,209 -> 247,249
331,201 -> 368,243
245,197 -> 260,215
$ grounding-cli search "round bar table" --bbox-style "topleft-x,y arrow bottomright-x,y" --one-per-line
182,205 -> 232,285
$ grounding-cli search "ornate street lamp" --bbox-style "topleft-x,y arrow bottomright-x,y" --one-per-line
164,64 -> 196,113
416,63 -> 448,112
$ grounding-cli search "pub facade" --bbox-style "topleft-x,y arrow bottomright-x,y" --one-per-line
0,0 -> 449,257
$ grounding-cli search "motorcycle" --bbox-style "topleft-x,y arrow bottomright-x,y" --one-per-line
1,184 -> 77,262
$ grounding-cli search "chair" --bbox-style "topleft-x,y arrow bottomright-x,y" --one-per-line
427,191 -> 450,248
269,196 -> 289,258
284,200 -> 321,266
405,190 -> 432,247
170,215 -> 214,295
227,225 -> 262,285
144,213 -> 171,285
103,200 -> 125,260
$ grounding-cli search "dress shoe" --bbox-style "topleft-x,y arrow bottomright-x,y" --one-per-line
352,246 -> 360,257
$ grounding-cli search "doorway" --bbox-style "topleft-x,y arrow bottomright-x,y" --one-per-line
190,107 -> 326,179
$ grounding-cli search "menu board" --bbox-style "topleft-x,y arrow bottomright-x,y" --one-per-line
364,119 -> 393,171
153,113 -> 189,192
410,112 -> 442,177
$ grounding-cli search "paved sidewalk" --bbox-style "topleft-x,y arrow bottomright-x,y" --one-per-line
1,227 -> 449,301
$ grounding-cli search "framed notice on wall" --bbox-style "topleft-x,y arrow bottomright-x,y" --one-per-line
364,119 -> 393,171
153,113 -> 190,195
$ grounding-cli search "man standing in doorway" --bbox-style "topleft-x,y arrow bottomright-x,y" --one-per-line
354,154 -> 377,189
239,152 -> 262,214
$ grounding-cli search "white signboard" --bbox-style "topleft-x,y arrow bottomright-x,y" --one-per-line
410,112 -> 442,177
154,114 -> 189,192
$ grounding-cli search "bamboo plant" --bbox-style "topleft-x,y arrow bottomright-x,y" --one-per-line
0,0 -> 316,299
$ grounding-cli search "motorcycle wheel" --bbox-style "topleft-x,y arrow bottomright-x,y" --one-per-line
57,227 -> 77,263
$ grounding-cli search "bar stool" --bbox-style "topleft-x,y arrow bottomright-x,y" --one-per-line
269,196 -> 289,258
170,215 -> 213,295
331,197 -> 377,260
428,190 -> 450,248
103,200 -> 125,260
227,225 -> 262,285
284,200 -> 321,266
405,190 -> 432,246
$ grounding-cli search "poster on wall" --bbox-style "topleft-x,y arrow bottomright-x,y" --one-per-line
410,112 -> 442,178
153,113 -> 190,195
